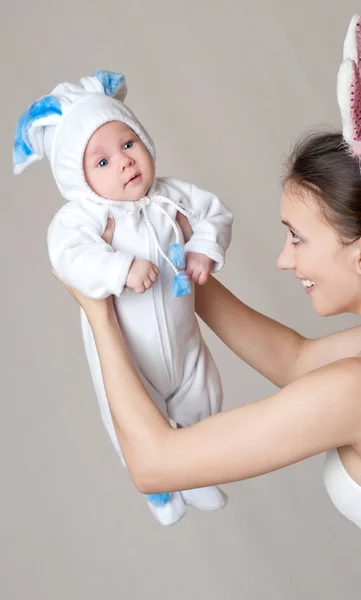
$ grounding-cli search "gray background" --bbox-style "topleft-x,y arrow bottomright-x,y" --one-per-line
2,1 -> 361,598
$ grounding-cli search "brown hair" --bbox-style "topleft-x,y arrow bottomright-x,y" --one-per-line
283,130 -> 361,243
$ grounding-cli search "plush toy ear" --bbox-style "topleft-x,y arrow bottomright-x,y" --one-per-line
93,70 -> 127,102
13,95 -> 62,174
338,15 -> 361,158
343,14 -> 361,62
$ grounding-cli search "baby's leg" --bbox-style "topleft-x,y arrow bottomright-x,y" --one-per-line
167,336 -> 222,425
80,310 -> 187,525
80,310 -> 126,462
167,341 -> 228,511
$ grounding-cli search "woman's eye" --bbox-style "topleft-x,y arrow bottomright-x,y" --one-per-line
123,141 -> 133,150
291,230 -> 301,244
97,159 -> 109,168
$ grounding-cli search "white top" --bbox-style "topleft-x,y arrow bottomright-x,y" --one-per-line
323,448 -> 361,529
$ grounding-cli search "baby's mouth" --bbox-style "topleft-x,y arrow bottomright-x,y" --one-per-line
126,173 -> 140,186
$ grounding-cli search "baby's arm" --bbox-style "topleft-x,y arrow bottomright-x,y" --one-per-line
184,182 -> 233,272
164,179 -> 233,283
48,203 -> 135,299
185,252 -> 212,285
126,259 -> 159,294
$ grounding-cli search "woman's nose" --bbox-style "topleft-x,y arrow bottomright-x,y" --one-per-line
277,239 -> 295,270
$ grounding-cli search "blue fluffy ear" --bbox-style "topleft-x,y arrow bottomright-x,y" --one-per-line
93,70 -> 127,101
13,95 -> 62,174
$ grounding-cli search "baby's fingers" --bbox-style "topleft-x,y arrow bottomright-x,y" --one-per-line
191,270 -> 202,284
144,278 -> 154,290
134,284 -> 146,294
149,269 -> 158,283
197,270 -> 209,286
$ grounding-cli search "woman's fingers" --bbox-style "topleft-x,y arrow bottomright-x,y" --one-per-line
52,268 -> 69,291
52,268 -> 79,302
176,213 -> 193,242
102,217 -> 115,245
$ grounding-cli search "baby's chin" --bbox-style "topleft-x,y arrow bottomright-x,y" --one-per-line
111,192 -> 146,202
102,177 -> 154,202
123,187 -> 153,202
103,189 -> 144,202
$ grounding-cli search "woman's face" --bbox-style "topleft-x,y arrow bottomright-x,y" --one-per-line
277,182 -> 361,317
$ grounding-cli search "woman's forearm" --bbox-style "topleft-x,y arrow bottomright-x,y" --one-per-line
143,357 -> 361,493
195,276 -> 305,387
87,305 -> 361,495
86,306 -> 172,486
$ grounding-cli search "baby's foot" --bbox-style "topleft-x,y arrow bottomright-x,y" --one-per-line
181,486 -> 228,511
146,492 -> 186,526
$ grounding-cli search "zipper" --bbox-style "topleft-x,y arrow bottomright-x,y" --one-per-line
144,216 -> 174,388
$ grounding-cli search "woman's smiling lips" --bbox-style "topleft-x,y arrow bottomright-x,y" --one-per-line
297,277 -> 315,293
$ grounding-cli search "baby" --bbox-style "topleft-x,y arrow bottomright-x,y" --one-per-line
13,70 -> 233,525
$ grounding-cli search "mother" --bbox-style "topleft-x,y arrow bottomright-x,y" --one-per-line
59,126 -> 361,530
56,19 -> 361,529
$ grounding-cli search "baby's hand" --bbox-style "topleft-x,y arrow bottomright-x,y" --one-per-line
126,260 -> 159,294
186,252 -> 212,285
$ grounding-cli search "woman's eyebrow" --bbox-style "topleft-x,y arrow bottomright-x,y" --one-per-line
281,219 -> 301,234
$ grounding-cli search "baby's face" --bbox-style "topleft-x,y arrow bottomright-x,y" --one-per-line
83,121 -> 155,201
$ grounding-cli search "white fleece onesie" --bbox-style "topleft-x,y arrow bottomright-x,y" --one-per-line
48,176 -> 233,459
13,70 -> 233,524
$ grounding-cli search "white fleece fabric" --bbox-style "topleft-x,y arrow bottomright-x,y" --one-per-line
48,176 -> 233,458
14,70 -> 233,524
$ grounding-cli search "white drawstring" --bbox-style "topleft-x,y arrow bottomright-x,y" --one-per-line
126,194 -> 194,275
142,208 -> 179,274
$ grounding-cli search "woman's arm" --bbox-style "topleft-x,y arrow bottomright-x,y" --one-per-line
176,211 -> 305,388
85,298 -> 361,495
195,276 -> 361,387
175,214 -> 361,387
195,276 -> 305,388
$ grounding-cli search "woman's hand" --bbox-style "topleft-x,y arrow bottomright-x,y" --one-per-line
52,217 -> 116,316
176,212 -> 193,242
54,213 -> 193,313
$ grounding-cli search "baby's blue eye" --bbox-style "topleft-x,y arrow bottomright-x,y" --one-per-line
123,141 -> 133,150
97,158 -> 109,168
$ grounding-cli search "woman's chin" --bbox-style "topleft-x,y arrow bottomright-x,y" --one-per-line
309,292 -> 334,317
312,298 -> 347,318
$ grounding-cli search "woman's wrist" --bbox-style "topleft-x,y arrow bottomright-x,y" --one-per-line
84,296 -> 117,329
